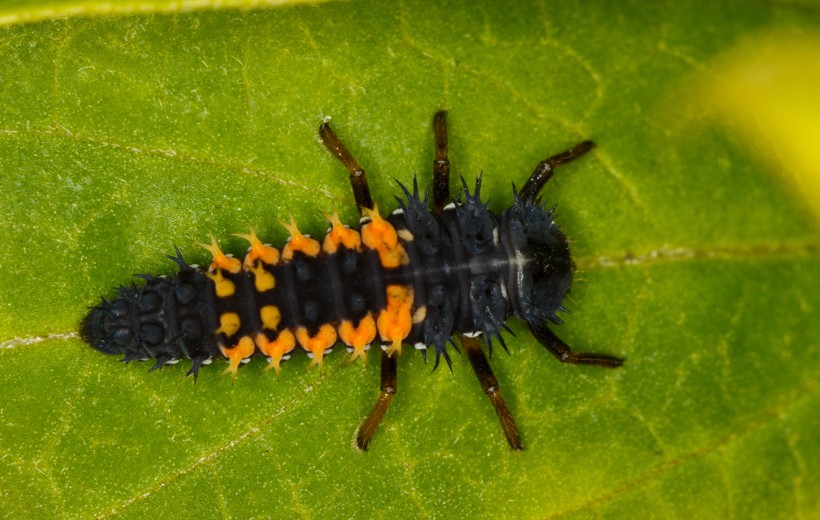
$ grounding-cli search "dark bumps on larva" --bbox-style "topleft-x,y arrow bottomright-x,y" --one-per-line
80,111 -> 625,451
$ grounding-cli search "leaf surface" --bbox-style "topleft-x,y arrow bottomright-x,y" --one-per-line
1,1 -> 819,518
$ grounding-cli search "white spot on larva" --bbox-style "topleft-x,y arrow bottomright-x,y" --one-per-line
240,358 -> 251,364
281,354 -> 291,362
414,343 -> 427,350
189,264 -> 200,269
391,207 -> 404,215
165,359 -> 180,365
202,358 -> 213,365
359,217 -> 372,225
463,331 -> 483,338
412,306 -> 427,324
398,229 -> 414,242
492,227 -> 499,246
443,202 -> 456,210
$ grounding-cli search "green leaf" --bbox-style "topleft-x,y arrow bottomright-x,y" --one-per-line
2,1 -> 819,518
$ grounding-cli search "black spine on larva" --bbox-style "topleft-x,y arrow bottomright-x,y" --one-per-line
453,176 -> 510,348
389,177 -> 570,365
80,251 -> 219,378
389,177 -> 516,366
389,180 -> 456,365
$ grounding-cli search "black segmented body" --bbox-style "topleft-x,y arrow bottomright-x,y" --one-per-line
80,179 -> 570,376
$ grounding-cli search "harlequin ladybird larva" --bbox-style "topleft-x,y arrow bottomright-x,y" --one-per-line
80,111 -> 624,450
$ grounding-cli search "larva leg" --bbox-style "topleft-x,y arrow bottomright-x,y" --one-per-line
519,140 -> 596,203
320,118 -> 400,450
319,120 -> 374,212
462,334 -> 523,450
355,350 -> 398,450
529,322 -> 624,367
431,110 -> 451,215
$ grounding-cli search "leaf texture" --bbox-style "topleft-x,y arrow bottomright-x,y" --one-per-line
1,1 -> 819,518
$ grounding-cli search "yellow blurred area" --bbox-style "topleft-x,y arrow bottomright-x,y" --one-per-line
699,34 -> 820,220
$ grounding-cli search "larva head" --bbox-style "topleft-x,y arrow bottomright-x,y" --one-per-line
501,195 -> 572,325
80,282 -> 176,358
80,298 -> 132,356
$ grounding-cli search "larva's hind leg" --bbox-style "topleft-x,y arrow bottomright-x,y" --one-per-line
318,118 -> 398,450
355,348 -> 398,450
462,335 -> 523,450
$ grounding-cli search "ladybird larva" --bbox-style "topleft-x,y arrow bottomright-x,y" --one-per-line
80,111 -> 624,450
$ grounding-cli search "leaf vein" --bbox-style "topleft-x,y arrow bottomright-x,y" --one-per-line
0,332 -> 79,349
545,378 -> 820,519
94,361 -> 343,519
0,126 -> 322,196
576,239 -> 820,270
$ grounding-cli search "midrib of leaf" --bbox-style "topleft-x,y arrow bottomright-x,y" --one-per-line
575,240 -> 820,270
2,239 -> 818,347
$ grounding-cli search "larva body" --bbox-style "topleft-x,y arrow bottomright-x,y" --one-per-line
80,112 -> 623,450
81,185 -> 568,376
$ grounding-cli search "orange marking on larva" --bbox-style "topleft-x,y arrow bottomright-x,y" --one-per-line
281,216 -> 321,261
296,324 -> 337,369
338,313 -> 376,364
361,204 -> 408,268
200,233 -> 242,273
256,330 -> 296,377
215,312 -> 241,337
322,212 -> 362,253
377,285 -> 414,357
205,269 -> 236,298
220,335 -> 255,382
235,228 -> 279,268
259,305 -> 281,331
249,261 -> 276,292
